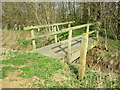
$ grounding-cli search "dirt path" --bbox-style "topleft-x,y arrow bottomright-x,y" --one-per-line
2,70 -> 32,88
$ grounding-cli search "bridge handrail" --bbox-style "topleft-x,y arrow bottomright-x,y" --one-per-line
60,30 -> 97,45
26,22 -> 99,40
24,21 -> 75,30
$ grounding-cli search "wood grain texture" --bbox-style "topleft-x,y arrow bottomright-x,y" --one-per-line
78,33 -> 89,78
31,30 -> 36,50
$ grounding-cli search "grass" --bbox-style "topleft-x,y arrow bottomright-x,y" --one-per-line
1,51 -> 120,88
1,66 -> 18,79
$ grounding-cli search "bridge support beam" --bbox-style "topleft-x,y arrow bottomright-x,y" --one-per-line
78,33 -> 88,78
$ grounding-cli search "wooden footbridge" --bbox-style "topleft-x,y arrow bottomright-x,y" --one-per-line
25,21 -> 100,78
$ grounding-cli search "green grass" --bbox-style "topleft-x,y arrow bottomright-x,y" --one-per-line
1,66 -> 18,79
1,51 -> 120,88
2,51 -> 65,79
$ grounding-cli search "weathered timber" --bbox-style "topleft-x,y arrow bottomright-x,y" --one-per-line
26,23 -> 96,40
86,25 -> 89,33
67,24 -> 72,63
78,33 -> 89,78
32,37 -> 97,63
54,26 -> 57,43
70,37 -> 97,61
31,30 -> 36,50
60,30 -> 96,45
38,28 -> 40,31
24,21 -> 75,30
96,31 -> 99,41
56,25 -> 60,31
55,35 -> 57,43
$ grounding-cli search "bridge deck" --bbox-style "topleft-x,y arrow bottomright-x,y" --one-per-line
32,37 -> 97,62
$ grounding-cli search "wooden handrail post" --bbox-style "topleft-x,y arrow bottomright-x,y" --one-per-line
54,26 -> 57,43
55,34 -> 57,43
48,27 -> 51,32
68,23 -> 71,28
38,28 -> 40,31
78,33 -> 89,78
96,31 -> 99,41
56,25 -> 60,31
67,29 -> 72,63
52,25 -> 54,32
96,23 -> 100,42
86,25 -> 89,33
31,30 -> 36,50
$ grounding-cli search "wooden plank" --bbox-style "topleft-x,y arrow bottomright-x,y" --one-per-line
88,30 -> 96,34
24,21 -> 75,30
87,38 -> 97,50
78,33 -> 89,78
31,30 -> 36,50
31,37 -> 97,63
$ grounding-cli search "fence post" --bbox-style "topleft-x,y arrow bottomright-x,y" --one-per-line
78,33 -> 89,78
86,25 -> 89,33
31,30 -> 36,50
38,28 -> 40,31
49,27 -> 51,32
52,25 -> 54,32
54,26 -> 57,43
56,25 -> 60,31
68,23 -> 71,28
96,31 -> 99,41
96,23 -> 100,42
67,24 -> 72,63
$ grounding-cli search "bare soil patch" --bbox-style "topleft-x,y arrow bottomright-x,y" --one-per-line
2,70 -> 32,88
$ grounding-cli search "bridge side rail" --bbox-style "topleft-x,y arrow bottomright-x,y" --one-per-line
26,22 -> 98,41
25,21 -> 75,49
24,21 -> 75,31
26,22 -> 100,50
